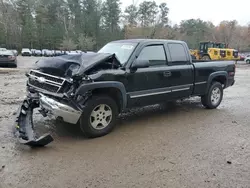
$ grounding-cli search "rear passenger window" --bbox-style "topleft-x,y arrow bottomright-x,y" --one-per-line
168,43 -> 188,63
137,45 -> 166,66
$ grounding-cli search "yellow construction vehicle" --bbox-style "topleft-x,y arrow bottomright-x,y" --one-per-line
214,42 -> 240,61
225,49 -> 240,60
190,41 -> 240,61
190,41 -> 221,60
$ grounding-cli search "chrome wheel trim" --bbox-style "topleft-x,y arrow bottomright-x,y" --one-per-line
90,104 -> 112,130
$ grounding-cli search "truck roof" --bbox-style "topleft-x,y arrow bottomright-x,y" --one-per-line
111,39 -> 185,44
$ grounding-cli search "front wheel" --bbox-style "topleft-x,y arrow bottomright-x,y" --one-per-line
246,59 -> 250,64
201,82 -> 223,109
79,95 -> 118,138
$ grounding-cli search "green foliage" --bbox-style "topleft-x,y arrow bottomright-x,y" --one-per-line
124,5 -> 138,26
159,3 -> 169,26
78,34 -> 95,51
102,0 -> 121,32
179,19 -> 214,49
0,0 -> 249,52
138,1 -> 158,27
61,37 -> 77,50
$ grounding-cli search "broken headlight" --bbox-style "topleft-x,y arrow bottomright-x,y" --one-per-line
65,64 -> 80,77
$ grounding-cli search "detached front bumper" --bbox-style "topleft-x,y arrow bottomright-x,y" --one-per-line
15,92 -> 82,147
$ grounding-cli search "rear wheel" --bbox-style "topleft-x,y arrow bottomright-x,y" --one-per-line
79,95 -> 118,138
246,59 -> 250,64
201,82 -> 223,109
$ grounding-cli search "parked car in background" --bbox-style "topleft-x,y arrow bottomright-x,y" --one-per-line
51,50 -> 55,56
11,49 -> 18,56
0,49 -> 17,67
34,50 -> 42,56
245,55 -> 250,63
21,48 -> 32,56
76,50 -> 82,54
42,49 -> 48,56
31,49 -> 36,56
67,50 -> 79,55
44,50 -> 53,57
238,53 -> 246,61
0,48 -> 7,51
54,50 -> 63,56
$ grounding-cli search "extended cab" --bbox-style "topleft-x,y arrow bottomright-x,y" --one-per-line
15,39 -> 236,146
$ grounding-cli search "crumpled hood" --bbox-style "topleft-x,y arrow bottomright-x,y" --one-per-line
35,53 -> 120,77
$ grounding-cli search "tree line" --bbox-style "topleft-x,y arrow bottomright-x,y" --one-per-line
0,0 -> 250,52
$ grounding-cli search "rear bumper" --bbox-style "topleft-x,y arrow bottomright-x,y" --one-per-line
22,53 -> 31,56
0,60 -> 17,66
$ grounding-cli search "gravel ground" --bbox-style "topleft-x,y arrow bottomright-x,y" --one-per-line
0,56 -> 250,188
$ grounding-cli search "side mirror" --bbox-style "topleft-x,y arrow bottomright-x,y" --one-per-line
131,59 -> 150,70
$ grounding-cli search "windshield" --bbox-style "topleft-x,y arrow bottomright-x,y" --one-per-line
207,43 -> 214,48
220,44 -> 226,48
98,42 -> 137,64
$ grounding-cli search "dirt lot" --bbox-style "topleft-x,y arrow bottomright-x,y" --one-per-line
0,56 -> 250,188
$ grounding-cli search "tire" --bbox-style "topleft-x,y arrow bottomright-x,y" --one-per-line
79,95 -> 119,138
246,60 -> 250,64
201,82 -> 223,109
202,55 -> 211,60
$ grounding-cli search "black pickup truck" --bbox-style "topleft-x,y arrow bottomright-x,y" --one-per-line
15,39 -> 235,146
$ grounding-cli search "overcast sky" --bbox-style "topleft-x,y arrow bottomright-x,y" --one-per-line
122,0 -> 249,26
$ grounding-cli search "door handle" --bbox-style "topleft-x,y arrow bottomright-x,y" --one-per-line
163,71 -> 172,77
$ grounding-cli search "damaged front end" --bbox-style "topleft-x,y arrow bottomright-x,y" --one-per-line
15,91 -> 83,147
14,70 -> 84,147
14,53 -> 120,147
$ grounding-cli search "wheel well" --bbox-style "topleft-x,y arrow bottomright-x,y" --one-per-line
91,87 -> 123,112
212,76 -> 227,87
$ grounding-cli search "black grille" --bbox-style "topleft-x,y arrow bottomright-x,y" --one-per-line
29,78 -> 59,93
28,70 -> 68,93
30,71 -> 64,84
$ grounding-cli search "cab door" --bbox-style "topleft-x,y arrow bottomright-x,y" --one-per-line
126,43 -> 172,107
165,42 -> 194,99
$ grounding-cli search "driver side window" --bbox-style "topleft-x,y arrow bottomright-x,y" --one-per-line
137,45 -> 167,66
